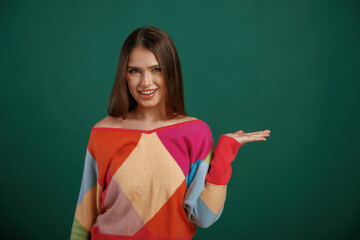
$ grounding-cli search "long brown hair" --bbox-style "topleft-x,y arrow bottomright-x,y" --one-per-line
107,26 -> 186,119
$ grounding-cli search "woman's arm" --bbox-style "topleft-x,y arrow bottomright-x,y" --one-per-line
184,129 -> 270,228
70,146 -> 100,240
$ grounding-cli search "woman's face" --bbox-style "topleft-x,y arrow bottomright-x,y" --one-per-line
126,47 -> 166,113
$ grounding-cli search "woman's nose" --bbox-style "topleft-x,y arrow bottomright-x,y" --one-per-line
140,71 -> 152,87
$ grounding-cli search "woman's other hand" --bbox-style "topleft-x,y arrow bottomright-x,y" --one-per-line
225,129 -> 271,145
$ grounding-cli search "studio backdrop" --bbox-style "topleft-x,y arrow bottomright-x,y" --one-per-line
1,0 -> 359,239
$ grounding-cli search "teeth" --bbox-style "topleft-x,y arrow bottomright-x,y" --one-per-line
140,90 -> 156,94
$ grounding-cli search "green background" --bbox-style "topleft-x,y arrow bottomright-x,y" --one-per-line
1,0 -> 359,239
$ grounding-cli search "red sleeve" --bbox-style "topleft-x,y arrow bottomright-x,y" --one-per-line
205,135 -> 242,185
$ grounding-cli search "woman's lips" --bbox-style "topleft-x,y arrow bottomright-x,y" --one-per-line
138,89 -> 158,99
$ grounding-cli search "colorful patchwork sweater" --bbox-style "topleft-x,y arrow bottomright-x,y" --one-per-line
70,119 -> 242,240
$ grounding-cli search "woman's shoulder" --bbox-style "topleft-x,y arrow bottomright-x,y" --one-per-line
92,115 -> 203,127
183,115 -> 210,126
92,115 -> 116,128
169,115 -> 211,130
91,115 -> 211,134
173,115 -> 199,124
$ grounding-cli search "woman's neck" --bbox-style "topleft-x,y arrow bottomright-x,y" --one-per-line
129,106 -> 169,123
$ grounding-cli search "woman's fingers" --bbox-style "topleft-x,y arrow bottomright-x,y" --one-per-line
251,137 -> 267,141
247,132 -> 269,137
251,130 -> 270,134
236,130 -> 270,134
230,130 -> 270,144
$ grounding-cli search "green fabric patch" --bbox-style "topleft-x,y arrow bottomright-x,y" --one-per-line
70,216 -> 90,240
205,146 -> 215,164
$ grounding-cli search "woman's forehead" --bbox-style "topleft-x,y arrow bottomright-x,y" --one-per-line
128,47 -> 160,67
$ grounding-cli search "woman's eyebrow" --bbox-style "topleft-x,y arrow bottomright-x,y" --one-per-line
127,64 -> 160,69
149,64 -> 160,68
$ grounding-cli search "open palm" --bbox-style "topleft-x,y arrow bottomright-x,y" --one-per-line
225,129 -> 271,145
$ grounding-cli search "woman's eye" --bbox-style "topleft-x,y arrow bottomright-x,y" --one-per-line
129,69 -> 139,74
153,68 -> 161,72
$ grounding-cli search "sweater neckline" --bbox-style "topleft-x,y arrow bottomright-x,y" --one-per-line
91,119 -> 201,134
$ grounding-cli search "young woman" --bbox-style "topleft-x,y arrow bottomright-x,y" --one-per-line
70,26 -> 270,240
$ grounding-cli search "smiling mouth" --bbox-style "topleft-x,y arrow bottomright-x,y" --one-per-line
138,89 -> 158,95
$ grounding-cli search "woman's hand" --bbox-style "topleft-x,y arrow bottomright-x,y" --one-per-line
225,129 -> 271,145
